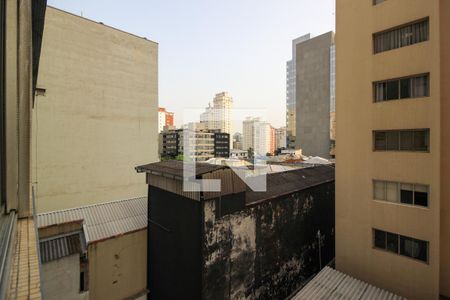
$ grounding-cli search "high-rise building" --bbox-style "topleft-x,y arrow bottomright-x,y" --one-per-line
232,132 -> 243,150
254,121 -> 272,157
275,127 -> 287,150
269,126 -> 276,155
159,126 -> 230,161
336,1 -> 449,299
32,7 -> 159,212
242,117 -> 260,151
158,107 -> 174,132
200,92 -> 233,134
295,31 -> 335,158
286,34 -> 310,149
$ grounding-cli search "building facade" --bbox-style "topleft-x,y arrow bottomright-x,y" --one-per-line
158,107 -> 174,133
275,127 -> 287,150
295,31 -> 335,158
159,127 -> 230,161
137,161 -> 335,300
32,7 -> 159,212
254,121 -> 272,156
242,117 -> 259,151
200,92 -> 233,134
0,1 -> 47,298
232,132 -> 243,150
336,1 -> 449,299
38,197 -> 148,300
286,34 -> 311,149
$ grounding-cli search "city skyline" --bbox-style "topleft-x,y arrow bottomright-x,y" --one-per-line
46,0 -> 335,129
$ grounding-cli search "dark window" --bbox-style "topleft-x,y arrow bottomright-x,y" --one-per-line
414,185 -> 429,207
374,229 -> 386,249
374,131 -> 387,150
386,232 -> 399,253
374,18 -> 429,53
400,184 -> 414,204
373,0 -> 385,4
413,130 -> 429,151
400,236 -> 428,262
374,74 -> 429,102
386,131 -> 399,150
386,81 -> 399,100
399,131 -> 414,150
373,129 -> 429,152
400,78 -> 411,99
374,229 -> 429,263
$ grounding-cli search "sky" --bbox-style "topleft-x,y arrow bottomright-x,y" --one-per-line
47,0 -> 335,130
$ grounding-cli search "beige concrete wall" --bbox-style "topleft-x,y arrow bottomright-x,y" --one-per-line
88,230 -> 147,300
336,0 -> 442,299
5,0 -> 34,216
32,7 -> 158,212
41,254 -> 88,300
440,0 -> 450,297
5,0 -> 19,212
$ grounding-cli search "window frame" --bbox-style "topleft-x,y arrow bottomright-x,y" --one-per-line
373,17 -> 429,54
373,0 -> 386,5
373,180 -> 430,208
372,229 -> 429,264
372,129 -> 430,152
373,73 -> 430,103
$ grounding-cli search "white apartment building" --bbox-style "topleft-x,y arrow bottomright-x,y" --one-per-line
254,121 -> 272,156
242,117 -> 260,151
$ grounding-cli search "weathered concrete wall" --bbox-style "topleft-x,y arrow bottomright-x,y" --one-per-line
295,32 -> 334,158
32,7 -> 158,212
203,183 -> 335,299
41,254 -> 89,300
88,230 -> 147,300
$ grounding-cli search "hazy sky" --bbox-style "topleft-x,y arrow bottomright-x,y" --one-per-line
47,0 -> 335,129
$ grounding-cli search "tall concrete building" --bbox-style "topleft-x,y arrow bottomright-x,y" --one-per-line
1,1 -> 47,298
158,107 -> 174,132
242,117 -> 260,151
295,31 -> 335,158
336,1 -> 449,299
32,7 -> 159,212
275,127 -> 287,150
200,92 -> 233,134
286,34 -> 310,149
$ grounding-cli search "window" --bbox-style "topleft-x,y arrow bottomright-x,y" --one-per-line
373,0 -> 385,5
400,235 -> 428,262
374,74 -> 429,102
373,18 -> 429,53
373,129 -> 429,152
373,229 -> 429,263
373,180 -> 429,207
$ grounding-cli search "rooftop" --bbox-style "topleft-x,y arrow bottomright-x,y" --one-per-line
292,266 -> 404,300
136,160 -> 226,178
37,197 -> 147,244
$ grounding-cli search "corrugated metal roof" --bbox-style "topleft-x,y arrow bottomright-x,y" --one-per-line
292,267 -> 405,300
136,160 -> 226,177
37,197 -> 147,244
40,233 -> 82,263
246,165 -> 335,204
